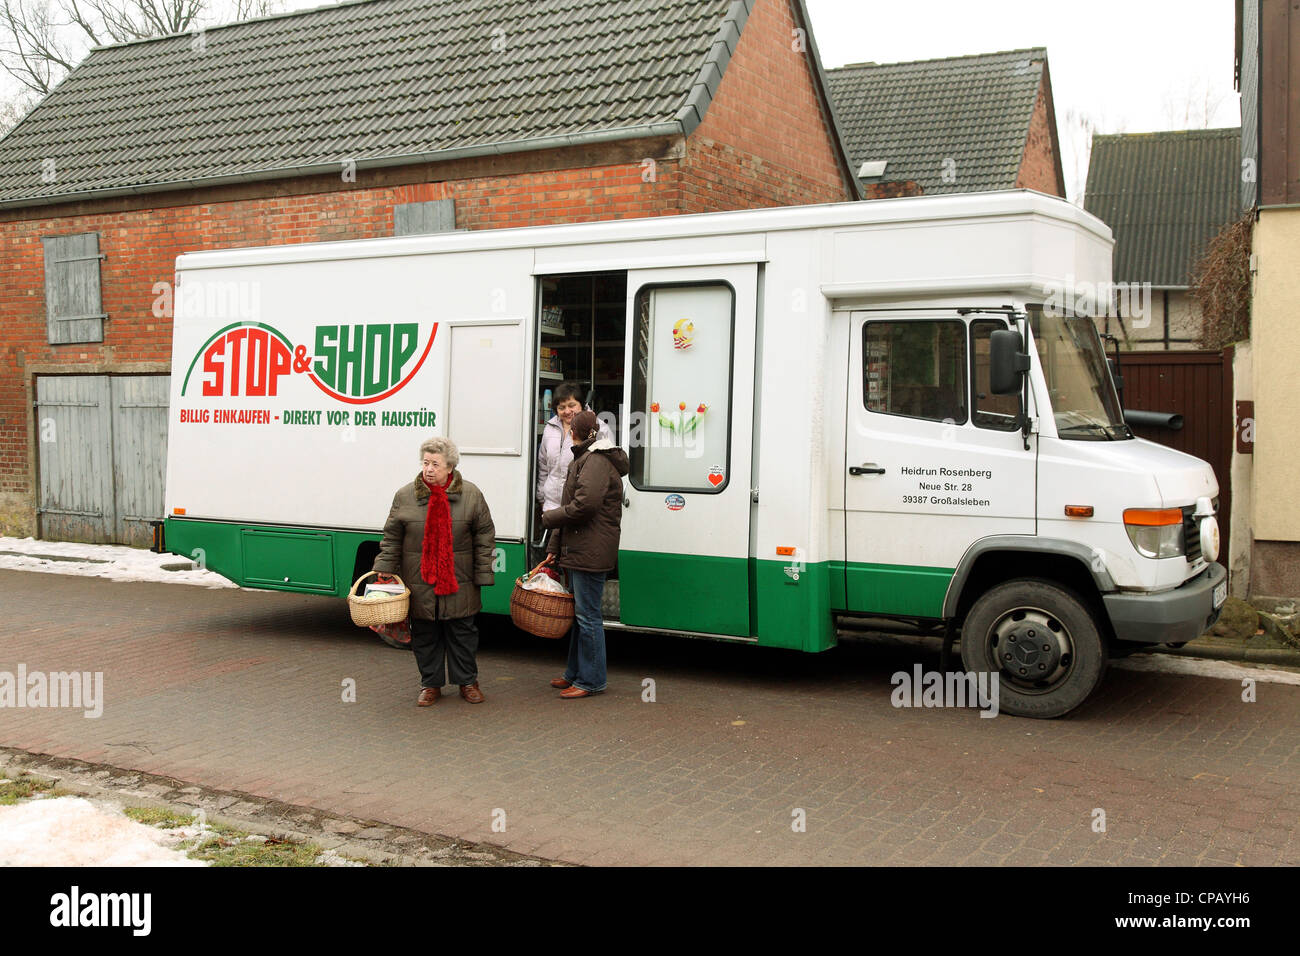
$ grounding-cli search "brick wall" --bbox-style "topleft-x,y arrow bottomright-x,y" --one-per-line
862,182 -> 924,200
1015,72 -> 1066,197
680,0 -> 853,211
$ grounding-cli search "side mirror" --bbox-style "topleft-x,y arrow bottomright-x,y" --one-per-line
989,329 -> 1030,395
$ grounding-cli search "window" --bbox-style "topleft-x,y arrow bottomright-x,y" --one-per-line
970,319 -> 1021,431
43,232 -> 105,345
393,199 -> 456,236
863,320 -> 967,424
629,283 -> 733,492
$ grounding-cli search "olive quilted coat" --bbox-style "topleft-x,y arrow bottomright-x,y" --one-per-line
373,470 -> 496,620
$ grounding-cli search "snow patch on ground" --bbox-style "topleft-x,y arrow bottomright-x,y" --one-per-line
0,536 -> 237,588
1114,654 -> 1300,685
314,848 -> 364,867
0,796 -> 207,866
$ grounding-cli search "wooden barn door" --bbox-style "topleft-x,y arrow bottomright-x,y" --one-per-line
36,374 -> 171,546
1119,349 -> 1233,560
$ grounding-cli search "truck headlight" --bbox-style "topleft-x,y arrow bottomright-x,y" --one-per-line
1123,508 -> 1184,559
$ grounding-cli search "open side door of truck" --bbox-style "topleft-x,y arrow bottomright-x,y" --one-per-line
616,264 -> 758,637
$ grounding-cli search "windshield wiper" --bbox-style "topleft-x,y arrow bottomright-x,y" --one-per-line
1057,422 -> 1113,439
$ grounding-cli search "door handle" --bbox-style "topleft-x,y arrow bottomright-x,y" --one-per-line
849,464 -> 886,476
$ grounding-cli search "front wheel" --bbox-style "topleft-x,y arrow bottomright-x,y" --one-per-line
959,579 -> 1107,718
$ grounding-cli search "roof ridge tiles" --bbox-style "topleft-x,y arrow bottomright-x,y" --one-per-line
829,46 -> 1048,72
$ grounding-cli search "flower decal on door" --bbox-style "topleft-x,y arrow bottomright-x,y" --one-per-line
652,401 -> 707,434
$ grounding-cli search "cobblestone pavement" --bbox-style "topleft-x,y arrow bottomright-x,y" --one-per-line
3,569 -> 1298,865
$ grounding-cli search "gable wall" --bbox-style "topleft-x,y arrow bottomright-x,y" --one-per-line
1014,73 -> 1066,197
679,0 -> 854,211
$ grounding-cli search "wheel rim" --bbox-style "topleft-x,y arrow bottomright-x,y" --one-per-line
985,605 -> 1074,693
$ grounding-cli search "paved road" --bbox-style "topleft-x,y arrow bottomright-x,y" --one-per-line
3,569 -> 1297,865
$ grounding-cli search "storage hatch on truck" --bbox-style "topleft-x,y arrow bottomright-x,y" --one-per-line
241,529 -> 335,591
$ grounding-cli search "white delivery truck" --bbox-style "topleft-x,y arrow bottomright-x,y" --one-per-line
157,190 -> 1226,718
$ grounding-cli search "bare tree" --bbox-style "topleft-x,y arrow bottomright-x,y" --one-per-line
1160,75 -> 1231,130
0,90 -> 33,132
1062,107 -> 1099,207
0,0 -> 80,95
62,0 -> 205,46
0,0 -> 283,99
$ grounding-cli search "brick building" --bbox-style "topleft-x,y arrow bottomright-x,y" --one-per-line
0,0 -> 858,543
825,48 -> 1065,199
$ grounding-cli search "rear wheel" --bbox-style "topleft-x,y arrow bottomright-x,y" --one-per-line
959,579 -> 1107,718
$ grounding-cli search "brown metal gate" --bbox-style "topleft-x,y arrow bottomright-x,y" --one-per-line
1118,349 -> 1233,560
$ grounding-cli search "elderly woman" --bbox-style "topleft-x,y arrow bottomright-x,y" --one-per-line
373,437 -> 496,706
537,381 -> 613,513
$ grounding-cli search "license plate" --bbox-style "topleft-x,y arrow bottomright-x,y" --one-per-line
1213,580 -> 1227,609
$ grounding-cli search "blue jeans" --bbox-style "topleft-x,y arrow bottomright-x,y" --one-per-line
564,569 -> 607,692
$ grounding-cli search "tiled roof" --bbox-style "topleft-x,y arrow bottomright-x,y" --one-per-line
825,48 -> 1048,194
0,0 -> 745,206
1083,128 -> 1243,287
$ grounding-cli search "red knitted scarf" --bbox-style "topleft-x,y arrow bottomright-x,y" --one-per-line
420,473 -> 458,596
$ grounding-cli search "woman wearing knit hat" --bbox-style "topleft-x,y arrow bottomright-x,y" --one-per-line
373,437 -> 496,707
541,409 -> 629,698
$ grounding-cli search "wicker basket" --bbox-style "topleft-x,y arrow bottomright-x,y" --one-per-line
510,561 -> 574,639
348,571 -> 410,627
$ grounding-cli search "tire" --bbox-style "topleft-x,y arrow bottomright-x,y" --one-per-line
377,630 -> 413,651
959,578 -> 1107,719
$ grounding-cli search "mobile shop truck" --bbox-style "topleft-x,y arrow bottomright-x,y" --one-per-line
158,190 -> 1227,718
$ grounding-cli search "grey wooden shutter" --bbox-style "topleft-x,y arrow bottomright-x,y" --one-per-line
43,232 -> 106,344
393,199 -> 456,236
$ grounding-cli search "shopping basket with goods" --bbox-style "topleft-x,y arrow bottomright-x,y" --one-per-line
510,556 -> 574,639
348,571 -> 411,627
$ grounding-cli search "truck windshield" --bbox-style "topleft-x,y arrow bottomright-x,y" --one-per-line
1029,311 -> 1129,441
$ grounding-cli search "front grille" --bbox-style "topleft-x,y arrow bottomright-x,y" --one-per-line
1182,505 -> 1202,564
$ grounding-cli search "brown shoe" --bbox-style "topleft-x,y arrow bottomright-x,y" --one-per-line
460,682 -> 485,704
417,687 -> 440,707
550,677 -> 573,689
559,685 -> 602,699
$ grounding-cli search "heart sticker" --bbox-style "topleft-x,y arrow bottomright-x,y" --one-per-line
707,471 -> 724,487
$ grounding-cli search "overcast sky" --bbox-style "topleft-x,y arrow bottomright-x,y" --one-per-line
804,0 -> 1241,201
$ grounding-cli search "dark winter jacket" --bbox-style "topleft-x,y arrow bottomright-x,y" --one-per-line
536,412 -> 614,512
542,436 -> 630,572
373,470 -> 495,620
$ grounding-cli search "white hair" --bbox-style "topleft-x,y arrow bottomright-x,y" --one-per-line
419,436 -> 459,470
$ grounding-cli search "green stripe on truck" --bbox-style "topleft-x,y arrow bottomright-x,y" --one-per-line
834,561 -> 954,618
161,517 -> 523,613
